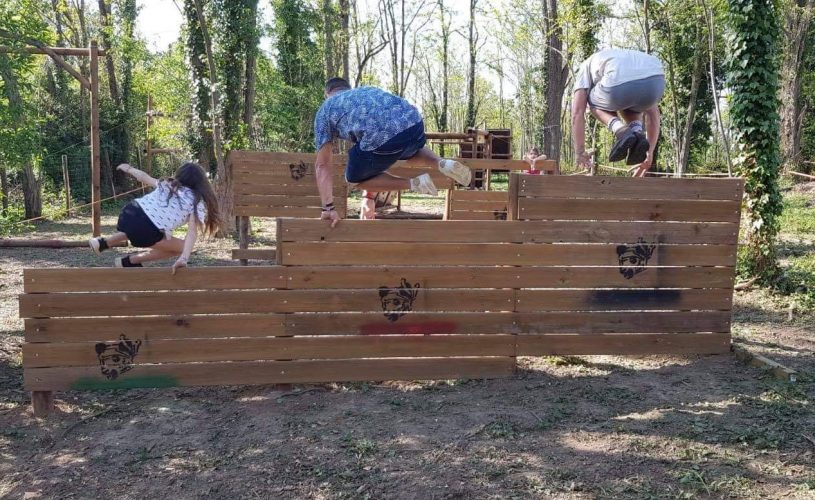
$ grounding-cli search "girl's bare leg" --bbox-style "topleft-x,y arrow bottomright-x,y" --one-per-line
129,237 -> 184,264
104,232 -> 128,245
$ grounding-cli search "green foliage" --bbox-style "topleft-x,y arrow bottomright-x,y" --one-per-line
727,0 -> 783,281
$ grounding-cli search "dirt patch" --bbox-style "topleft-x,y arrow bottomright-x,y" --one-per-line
1,215 -> 813,498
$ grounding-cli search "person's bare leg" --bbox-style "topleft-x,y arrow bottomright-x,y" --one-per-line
403,147 -> 441,166
360,191 -> 376,219
620,110 -> 643,124
590,107 -> 620,127
355,172 -> 411,191
105,232 -> 128,245
129,237 -> 184,264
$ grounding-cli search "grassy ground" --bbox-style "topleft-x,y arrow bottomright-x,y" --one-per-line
1,187 -> 814,499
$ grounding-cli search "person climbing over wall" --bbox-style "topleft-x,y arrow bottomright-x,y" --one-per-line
88,162 -> 220,272
571,48 -> 665,177
523,147 -> 547,175
313,77 -> 472,227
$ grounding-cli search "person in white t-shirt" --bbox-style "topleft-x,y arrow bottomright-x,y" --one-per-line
88,162 -> 220,273
572,49 -> 665,176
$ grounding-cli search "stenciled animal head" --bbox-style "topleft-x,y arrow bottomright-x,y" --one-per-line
493,207 -> 508,221
616,238 -> 656,279
288,161 -> 309,180
95,335 -> 142,380
378,278 -> 420,322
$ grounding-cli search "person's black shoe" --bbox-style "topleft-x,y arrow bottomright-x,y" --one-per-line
114,255 -> 143,268
608,126 -> 639,163
626,132 -> 650,165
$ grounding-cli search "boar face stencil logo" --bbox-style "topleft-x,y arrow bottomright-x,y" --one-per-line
95,335 -> 142,380
616,238 -> 656,279
493,207 -> 508,220
288,161 -> 308,180
378,278 -> 420,322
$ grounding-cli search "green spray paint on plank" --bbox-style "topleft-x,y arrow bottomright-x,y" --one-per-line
71,375 -> 178,391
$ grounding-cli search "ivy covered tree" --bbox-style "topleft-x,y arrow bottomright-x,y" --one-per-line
727,0 -> 783,280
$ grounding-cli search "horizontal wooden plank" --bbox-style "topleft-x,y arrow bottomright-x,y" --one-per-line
516,174 -> 744,201
24,357 -> 516,391
26,311 -> 731,343
451,201 -> 509,212
235,194 -> 324,207
23,267 -> 287,293
23,335 -> 517,368
517,332 -> 731,355
231,249 -> 277,261
515,289 -> 732,312
282,266 -> 736,289
234,184 -> 324,196
234,172 -> 346,187
228,150 -> 348,164
26,315 -> 286,342
234,206 -> 326,217
278,242 -> 737,266
447,211 -> 508,221
517,198 -> 742,223
20,289 -> 515,317
277,219 -> 738,244
450,190 -> 509,201
279,219 -> 523,242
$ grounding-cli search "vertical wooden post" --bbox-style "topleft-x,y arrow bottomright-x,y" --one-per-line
145,95 -> 153,179
508,172 -> 520,221
61,155 -> 71,215
32,391 -> 54,417
90,40 -> 101,237
443,187 -> 452,220
238,215 -> 249,266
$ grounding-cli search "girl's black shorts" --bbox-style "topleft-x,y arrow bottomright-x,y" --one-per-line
117,201 -> 164,248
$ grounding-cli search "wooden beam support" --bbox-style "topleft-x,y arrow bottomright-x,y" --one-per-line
732,345 -> 797,383
89,40 -> 101,237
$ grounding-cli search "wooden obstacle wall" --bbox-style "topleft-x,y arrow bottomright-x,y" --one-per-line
445,190 -> 509,220
230,151 -> 348,262
19,174 -> 743,415
507,173 -> 743,355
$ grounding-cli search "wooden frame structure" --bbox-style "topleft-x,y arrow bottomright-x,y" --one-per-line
0,42 -> 106,236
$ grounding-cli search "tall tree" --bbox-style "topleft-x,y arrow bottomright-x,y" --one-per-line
779,0 -> 814,171
379,0 -> 430,96
464,0 -> 478,128
183,0 -> 214,169
727,0 -> 783,280
542,0 -> 569,163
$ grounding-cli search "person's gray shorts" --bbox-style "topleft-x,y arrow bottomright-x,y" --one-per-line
588,75 -> 666,113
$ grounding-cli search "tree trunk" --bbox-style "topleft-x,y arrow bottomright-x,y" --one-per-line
0,167 -> 8,215
543,0 -> 567,163
22,163 -> 42,219
780,0 -> 814,171
677,34 -> 704,176
323,0 -> 336,78
192,0 -> 232,234
339,0 -> 350,80
97,0 -> 121,108
184,0 -> 215,170
465,0 -> 478,128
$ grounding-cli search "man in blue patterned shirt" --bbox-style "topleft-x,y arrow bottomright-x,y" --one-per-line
313,78 -> 472,226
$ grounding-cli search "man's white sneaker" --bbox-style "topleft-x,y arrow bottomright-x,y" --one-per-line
438,159 -> 472,187
410,173 -> 438,196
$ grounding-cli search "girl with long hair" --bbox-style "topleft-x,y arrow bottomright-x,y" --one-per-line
89,162 -> 220,273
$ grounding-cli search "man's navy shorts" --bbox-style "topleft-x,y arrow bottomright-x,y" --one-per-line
346,121 -> 426,183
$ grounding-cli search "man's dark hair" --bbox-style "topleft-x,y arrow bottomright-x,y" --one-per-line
325,77 -> 351,94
